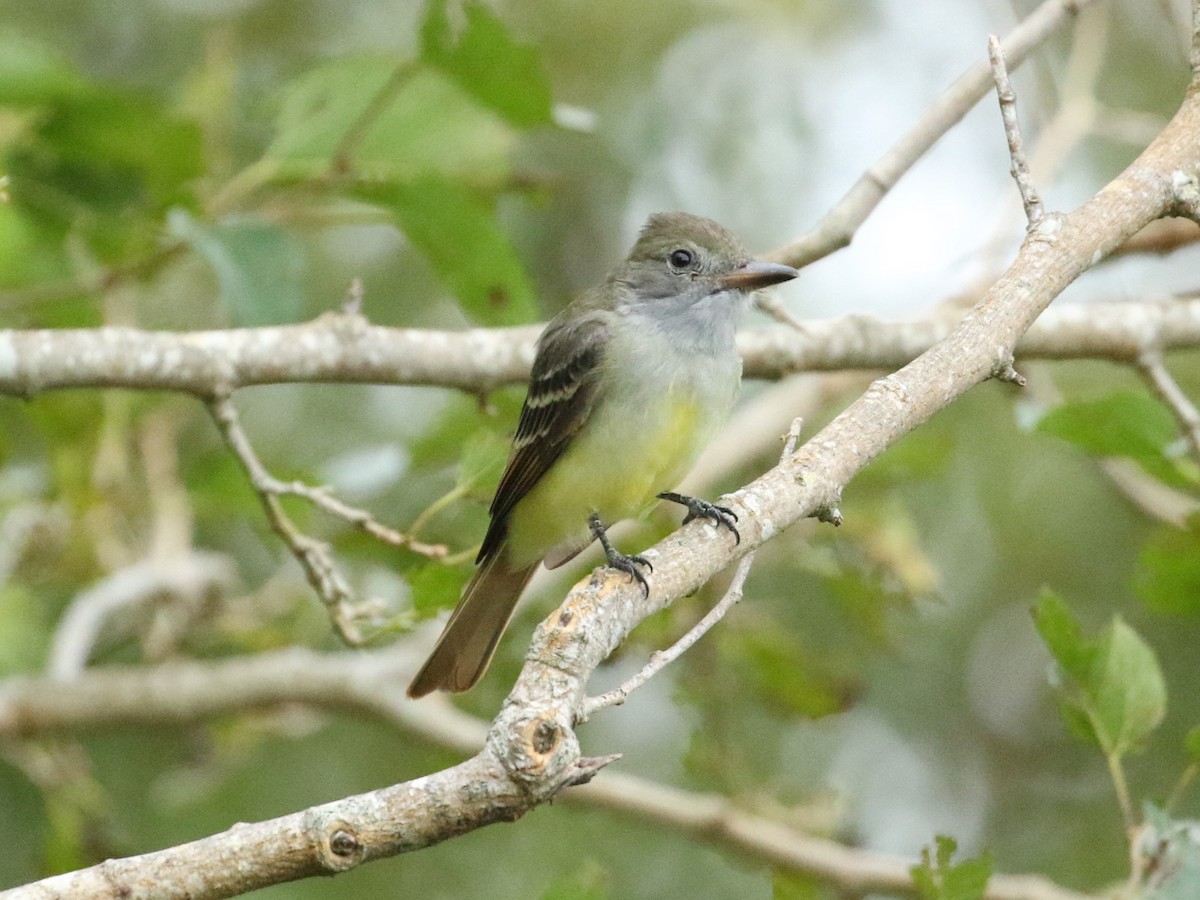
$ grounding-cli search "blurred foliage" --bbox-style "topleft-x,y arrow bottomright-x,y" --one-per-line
910,836 -> 992,900
1141,804 -> 1200,899
0,0 -> 1199,898
1036,390 -> 1198,488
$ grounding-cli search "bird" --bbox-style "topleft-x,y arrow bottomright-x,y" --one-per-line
407,212 -> 798,697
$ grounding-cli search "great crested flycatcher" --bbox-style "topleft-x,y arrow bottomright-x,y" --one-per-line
407,212 -> 798,697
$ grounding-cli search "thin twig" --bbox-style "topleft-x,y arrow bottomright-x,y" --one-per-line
989,35 -> 1046,227
269,478 -> 446,559
1099,458 -> 1200,527
766,0 -> 1094,267
1137,350 -> 1200,467
582,419 -> 804,718
207,394 -> 364,643
1103,745 -> 1136,837
341,277 -> 365,316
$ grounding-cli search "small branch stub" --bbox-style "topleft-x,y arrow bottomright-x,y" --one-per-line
815,506 -> 843,526
341,277 -> 365,316
993,355 -> 1028,386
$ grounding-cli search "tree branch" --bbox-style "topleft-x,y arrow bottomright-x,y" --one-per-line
4,297 -> 1200,400
46,552 -> 234,679
205,392 -> 446,641
0,650 -> 1093,900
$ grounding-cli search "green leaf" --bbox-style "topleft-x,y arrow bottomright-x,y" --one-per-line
910,836 -> 992,900
1033,592 -> 1167,757
409,390 -> 523,470
1036,392 -> 1190,487
1,42 -> 202,261
422,1 -> 554,128
1031,591 -> 1094,682
168,211 -> 306,326
0,201 -> 70,289
1092,618 -> 1167,754
409,562 -> 470,618
360,176 -> 538,326
268,58 -> 514,185
1135,518 -> 1200,615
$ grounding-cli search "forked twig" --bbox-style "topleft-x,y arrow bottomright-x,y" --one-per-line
208,395 -> 365,643
582,418 -> 805,717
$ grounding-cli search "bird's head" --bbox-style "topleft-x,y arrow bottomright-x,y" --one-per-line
617,212 -> 798,302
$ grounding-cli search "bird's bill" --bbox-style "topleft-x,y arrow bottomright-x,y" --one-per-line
718,259 -> 799,291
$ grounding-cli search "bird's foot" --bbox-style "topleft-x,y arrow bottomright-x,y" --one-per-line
588,513 -> 652,597
657,492 -> 740,545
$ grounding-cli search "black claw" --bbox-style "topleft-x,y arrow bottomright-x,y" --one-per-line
608,552 -> 652,597
588,513 -> 653,597
629,554 -> 653,573
657,492 -> 741,545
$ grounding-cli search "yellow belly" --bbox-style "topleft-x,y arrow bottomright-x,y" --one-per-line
505,389 -> 709,566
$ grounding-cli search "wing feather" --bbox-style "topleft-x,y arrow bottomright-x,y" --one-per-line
477,313 -> 609,562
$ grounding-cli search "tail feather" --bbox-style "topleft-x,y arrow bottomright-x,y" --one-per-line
406,552 -> 538,698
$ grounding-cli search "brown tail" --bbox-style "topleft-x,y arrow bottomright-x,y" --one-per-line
406,551 -> 538,698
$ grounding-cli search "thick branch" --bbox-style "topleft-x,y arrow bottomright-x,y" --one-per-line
3,298 -> 1200,400
0,652 -> 1092,900
1,749 -> 569,900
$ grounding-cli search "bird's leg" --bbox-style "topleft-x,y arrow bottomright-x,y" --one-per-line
657,492 -> 740,545
588,513 -> 652,597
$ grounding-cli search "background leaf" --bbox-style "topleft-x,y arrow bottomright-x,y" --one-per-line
168,211 -> 306,326
360,176 -> 539,326
910,836 -> 992,900
1036,392 -> 1191,487
409,561 -> 470,618
1034,592 -> 1167,757
268,59 -> 514,185
422,0 -> 554,128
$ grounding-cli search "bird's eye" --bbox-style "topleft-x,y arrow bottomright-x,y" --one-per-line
669,248 -> 694,269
